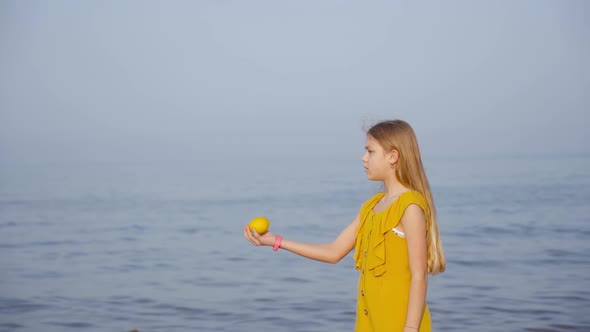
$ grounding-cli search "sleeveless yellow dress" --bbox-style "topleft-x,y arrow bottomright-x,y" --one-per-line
353,191 -> 431,332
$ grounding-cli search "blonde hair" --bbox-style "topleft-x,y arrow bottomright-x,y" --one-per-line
367,119 -> 446,275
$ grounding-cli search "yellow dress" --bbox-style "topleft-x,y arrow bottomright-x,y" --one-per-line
353,191 -> 431,332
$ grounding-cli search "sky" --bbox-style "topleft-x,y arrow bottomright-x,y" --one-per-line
1,1 -> 588,164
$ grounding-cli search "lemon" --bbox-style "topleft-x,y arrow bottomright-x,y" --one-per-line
249,216 -> 270,234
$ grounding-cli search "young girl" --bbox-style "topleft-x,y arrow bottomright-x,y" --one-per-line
243,119 -> 446,332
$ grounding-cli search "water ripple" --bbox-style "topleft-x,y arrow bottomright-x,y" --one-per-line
0,298 -> 48,314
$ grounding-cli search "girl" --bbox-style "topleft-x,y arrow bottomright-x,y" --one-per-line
243,119 -> 445,332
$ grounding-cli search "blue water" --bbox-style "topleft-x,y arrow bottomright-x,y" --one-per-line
1,156 -> 589,332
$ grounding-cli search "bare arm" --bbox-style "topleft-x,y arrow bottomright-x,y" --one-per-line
243,214 -> 360,264
400,204 -> 428,331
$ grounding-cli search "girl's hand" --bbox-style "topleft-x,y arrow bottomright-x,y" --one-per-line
243,224 -> 276,247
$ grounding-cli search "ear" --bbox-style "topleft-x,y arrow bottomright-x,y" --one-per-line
388,149 -> 399,165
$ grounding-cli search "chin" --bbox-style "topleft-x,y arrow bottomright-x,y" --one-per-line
366,173 -> 383,181
366,174 -> 377,181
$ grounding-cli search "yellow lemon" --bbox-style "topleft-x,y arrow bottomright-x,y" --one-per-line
249,216 -> 270,234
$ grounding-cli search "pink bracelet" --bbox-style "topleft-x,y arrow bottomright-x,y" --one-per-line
273,235 -> 283,251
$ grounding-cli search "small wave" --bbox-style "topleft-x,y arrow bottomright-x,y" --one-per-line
280,276 -> 311,284
0,322 -> 25,330
526,324 -> 590,331
47,321 -> 94,328
0,298 -> 49,314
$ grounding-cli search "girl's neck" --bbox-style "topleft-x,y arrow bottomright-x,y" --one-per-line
382,179 -> 409,200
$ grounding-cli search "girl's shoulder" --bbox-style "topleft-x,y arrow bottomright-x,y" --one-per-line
400,190 -> 425,200
397,190 -> 427,211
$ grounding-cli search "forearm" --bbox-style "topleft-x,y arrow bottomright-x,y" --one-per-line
279,238 -> 341,264
244,219 -> 358,264
404,275 -> 427,329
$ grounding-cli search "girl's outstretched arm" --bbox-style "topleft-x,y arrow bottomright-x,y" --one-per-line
243,214 -> 359,264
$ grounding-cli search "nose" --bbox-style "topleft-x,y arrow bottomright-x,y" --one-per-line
361,151 -> 368,163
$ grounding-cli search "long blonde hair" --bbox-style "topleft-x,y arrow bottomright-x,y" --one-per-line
368,119 -> 446,275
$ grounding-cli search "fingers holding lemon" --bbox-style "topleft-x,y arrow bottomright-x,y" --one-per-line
249,216 -> 270,235
245,216 -> 276,247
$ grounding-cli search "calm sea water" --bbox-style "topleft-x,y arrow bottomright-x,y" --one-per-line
1,155 -> 589,332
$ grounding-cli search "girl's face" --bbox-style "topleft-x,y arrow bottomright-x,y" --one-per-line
362,135 -> 394,181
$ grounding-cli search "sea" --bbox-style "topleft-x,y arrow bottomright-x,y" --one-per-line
1,155 -> 589,332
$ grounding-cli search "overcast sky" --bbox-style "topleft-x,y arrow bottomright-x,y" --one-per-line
1,1 -> 588,163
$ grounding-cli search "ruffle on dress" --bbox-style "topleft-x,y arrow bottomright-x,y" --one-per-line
354,191 -> 427,277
